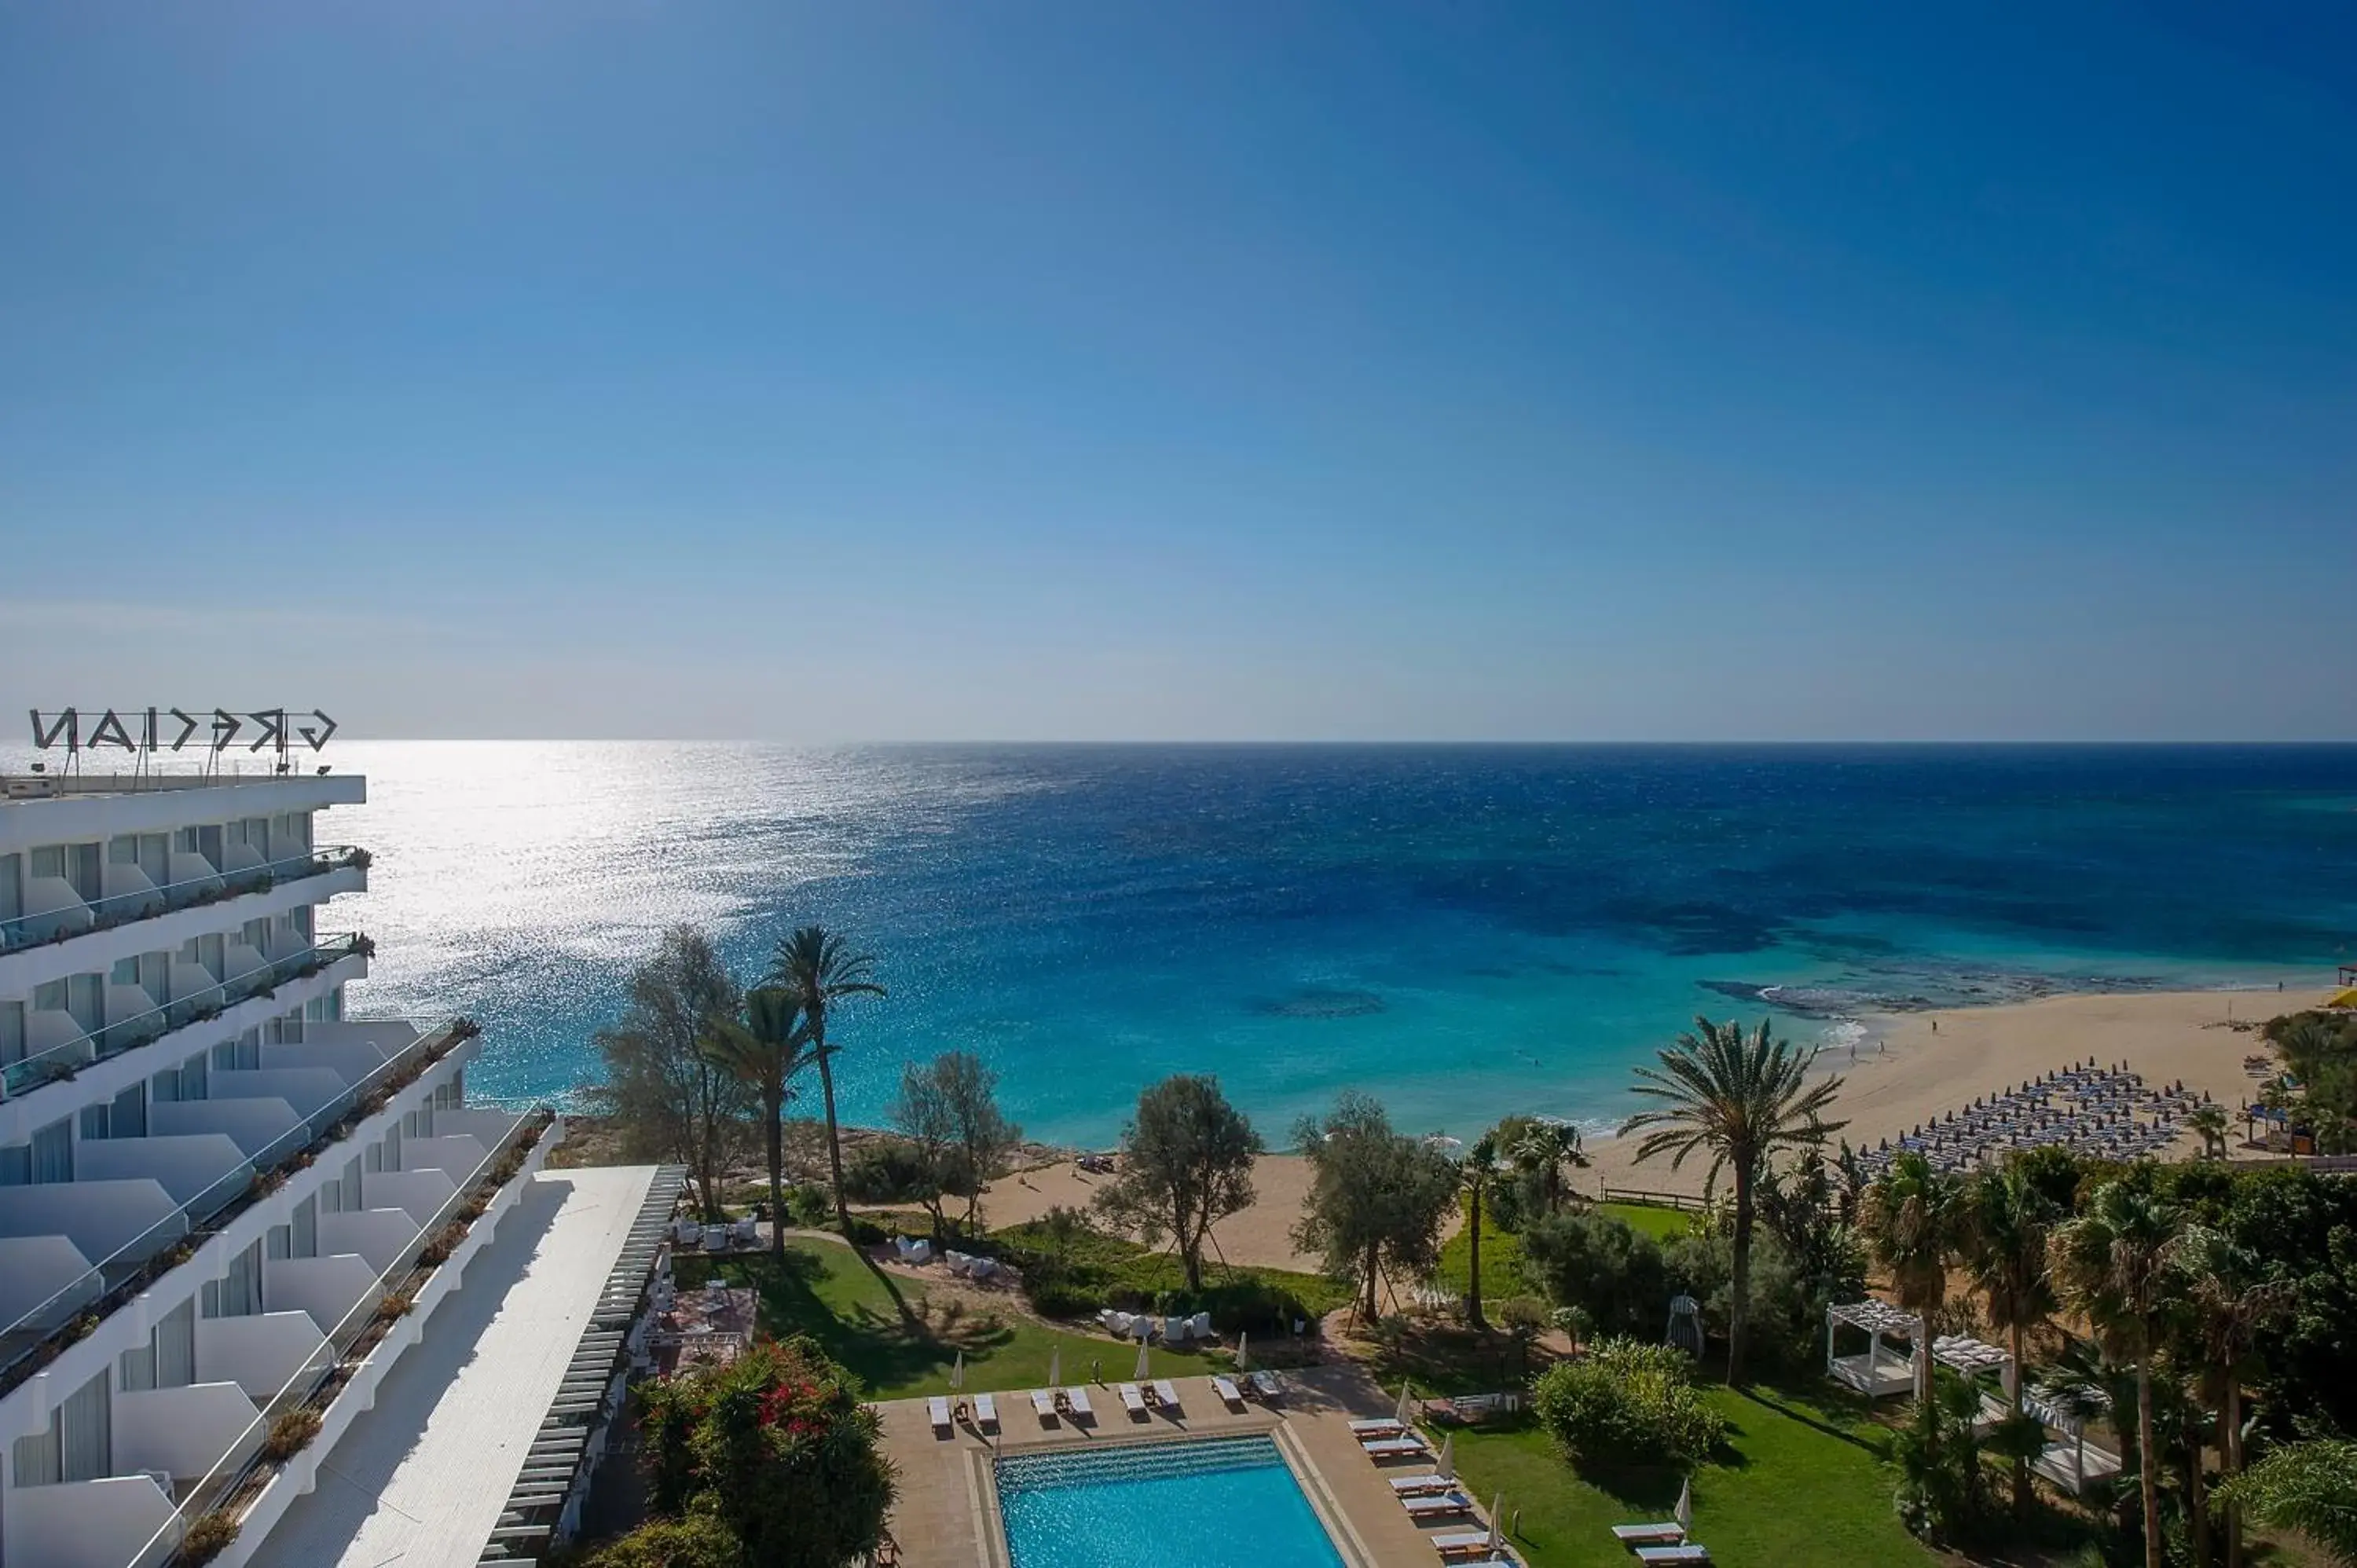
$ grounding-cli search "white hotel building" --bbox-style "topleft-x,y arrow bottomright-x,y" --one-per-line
0,762 -> 656,1568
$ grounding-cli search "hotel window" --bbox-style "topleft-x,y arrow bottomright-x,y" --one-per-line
202,1239 -> 262,1318
180,1050 -> 208,1101
242,917 -> 270,951
293,1193 -> 317,1257
30,1117 -> 71,1183
0,1000 -> 23,1067
0,1143 -> 30,1187
108,835 -> 139,866
0,852 -> 21,925
138,833 -> 168,886
174,826 -> 200,855
156,1299 -> 196,1386
111,1082 -> 145,1138
13,1369 -> 113,1485
342,1156 -> 362,1211
80,1103 -> 109,1141
266,1223 -> 291,1262
66,842 -> 101,901
151,1064 -> 182,1105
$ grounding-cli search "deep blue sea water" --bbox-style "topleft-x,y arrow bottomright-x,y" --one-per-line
306,743 -> 2357,1145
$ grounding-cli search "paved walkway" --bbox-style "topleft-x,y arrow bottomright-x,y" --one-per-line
878,1363 -> 1473,1567
249,1166 -> 660,1568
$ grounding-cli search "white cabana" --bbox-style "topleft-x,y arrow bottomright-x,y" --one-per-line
1825,1299 -> 1919,1399
1932,1333 -> 2017,1397
2023,1385 -> 2124,1497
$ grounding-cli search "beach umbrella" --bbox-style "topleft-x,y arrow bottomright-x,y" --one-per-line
1236,1332 -> 1250,1372
1049,1343 -> 1061,1388
1674,1476 -> 1692,1531
1135,1337 -> 1151,1381
951,1350 -> 965,1393
1395,1379 -> 1413,1423
1436,1433 -> 1456,1482
1486,1493 -> 1505,1551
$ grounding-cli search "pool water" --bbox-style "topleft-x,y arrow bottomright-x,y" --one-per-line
995,1435 -> 1349,1568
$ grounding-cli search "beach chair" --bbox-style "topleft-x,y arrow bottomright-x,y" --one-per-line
928,1397 -> 952,1436
1103,1310 -> 1133,1337
1430,1532 -> 1494,1557
1029,1389 -> 1057,1421
1349,1417 -> 1406,1436
1152,1379 -> 1182,1412
1402,1492 -> 1474,1519
1610,1522 -> 1685,1547
1248,1370 -> 1283,1401
1633,1547 -> 1710,1566
1361,1436 -> 1427,1458
1119,1383 -> 1148,1417
1064,1386 -> 1094,1420
1211,1375 -> 1244,1409
973,1392 -> 999,1431
1388,1473 -> 1454,1494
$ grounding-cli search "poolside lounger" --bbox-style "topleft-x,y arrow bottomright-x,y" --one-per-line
1633,1547 -> 1710,1566
1248,1371 -> 1283,1400
973,1392 -> 998,1431
928,1397 -> 953,1435
1388,1474 -> 1454,1495
1611,1523 -> 1686,1547
1349,1417 -> 1406,1435
1152,1378 -> 1182,1412
1064,1386 -> 1094,1420
1360,1436 -> 1427,1457
1030,1389 -> 1057,1420
1430,1533 -> 1494,1556
1402,1493 -> 1474,1518
1212,1376 -> 1244,1409
1119,1383 -> 1148,1416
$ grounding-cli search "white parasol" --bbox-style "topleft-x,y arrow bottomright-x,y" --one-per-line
1048,1342 -> 1061,1388
1436,1433 -> 1455,1482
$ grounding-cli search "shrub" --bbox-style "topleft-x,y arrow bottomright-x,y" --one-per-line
179,1510 -> 241,1564
261,1407 -> 323,1462
786,1183 -> 834,1228
577,1509 -> 746,1568
841,1142 -> 937,1204
1522,1211 -> 1669,1339
1530,1338 -> 1725,1468
380,1290 -> 416,1319
838,1215 -> 888,1247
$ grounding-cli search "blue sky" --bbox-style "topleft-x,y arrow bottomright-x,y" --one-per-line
3,2 -> 2352,740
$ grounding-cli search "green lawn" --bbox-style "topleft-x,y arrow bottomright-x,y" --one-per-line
1438,1205 -> 1529,1306
688,1236 -> 1230,1401
1596,1200 -> 1698,1240
1444,1383 -> 1937,1568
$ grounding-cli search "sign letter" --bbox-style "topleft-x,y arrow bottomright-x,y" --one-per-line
29,709 -> 76,750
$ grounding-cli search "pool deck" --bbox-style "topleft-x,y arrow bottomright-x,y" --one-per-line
876,1362 -> 1493,1567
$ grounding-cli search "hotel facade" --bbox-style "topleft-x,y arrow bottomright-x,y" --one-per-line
0,762 -> 563,1567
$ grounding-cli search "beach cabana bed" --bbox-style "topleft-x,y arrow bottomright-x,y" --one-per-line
1825,1299 -> 1920,1400
2023,1387 -> 2124,1497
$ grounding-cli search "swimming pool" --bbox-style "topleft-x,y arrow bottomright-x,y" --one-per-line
994,1434 -> 1349,1568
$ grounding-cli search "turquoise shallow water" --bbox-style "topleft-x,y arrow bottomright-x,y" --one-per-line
995,1436 -> 1346,1568
299,742 -> 2357,1143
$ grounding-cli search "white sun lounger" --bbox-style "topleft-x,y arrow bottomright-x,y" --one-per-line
974,1392 -> 999,1431
1064,1386 -> 1094,1420
1349,1416 -> 1406,1435
1248,1370 -> 1283,1400
1152,1379 -> 1182,1412
1634,1547 -> 1710,1566
1389,1473 -> 1455,1494
928,1396 -> 952,1435
1361,1435 -> 1428,1457
1030,1389 -> 1057,1420
1611,1522 -> 1686,1546
1402,1493 -> 1474,1518
1212,1375 -> 1244,1408
1119,1383 -> 1148,1416
1430,1533 -> 1494,1557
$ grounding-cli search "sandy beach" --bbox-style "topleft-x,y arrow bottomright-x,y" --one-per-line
982,985 -> 2327,1269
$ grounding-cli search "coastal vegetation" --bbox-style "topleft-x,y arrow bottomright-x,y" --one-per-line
698,987 -> 813,1257
587,925 -> 754,1219
1291,1091 -> 1460,1323
1621,1015 -> 1848,1383
2260,1008 -> 2357,1152
1091,1074 -> 1263,1291
768,925 -> 887,1230
886,1050 -> 1020,1240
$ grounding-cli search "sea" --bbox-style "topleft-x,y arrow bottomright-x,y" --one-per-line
282,744 -> 2357,1145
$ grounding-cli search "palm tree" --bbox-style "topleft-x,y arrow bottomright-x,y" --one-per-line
2177,1225 -> 2296,1568
2048,1181 -> 2188,1568
1957,1163 -> 2059,1515
1622,1015 -> 1847,1383
768,925 -> 886,1230
1459,1133 -> 1500,1330
700,987 -> 812,1257
1509,1120 -> 1589,1218
1858,1152 -> 1964,1405
2187,1102 -> 2229,1160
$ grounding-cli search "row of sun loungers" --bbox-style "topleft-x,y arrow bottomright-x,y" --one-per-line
1210,1370 -> 1283,1408
669,1216 -> 759,1251
1854,1061 -> 2209,1178
927,1392 -> 999,1434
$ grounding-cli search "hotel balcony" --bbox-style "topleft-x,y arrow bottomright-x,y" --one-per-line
0,1024 -> 557,1568
1,933 -> 371,1115
0,845 -> 368,965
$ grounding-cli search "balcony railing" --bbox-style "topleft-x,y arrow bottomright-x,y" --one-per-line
0,1016 -> 482,1398
0,844 -> 368,954
0,932 -> 375,1102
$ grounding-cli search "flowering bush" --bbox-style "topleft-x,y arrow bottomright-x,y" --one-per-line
636,1336 -> 894,1568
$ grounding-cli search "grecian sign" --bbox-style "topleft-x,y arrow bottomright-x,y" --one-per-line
28,709 -> 339,755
